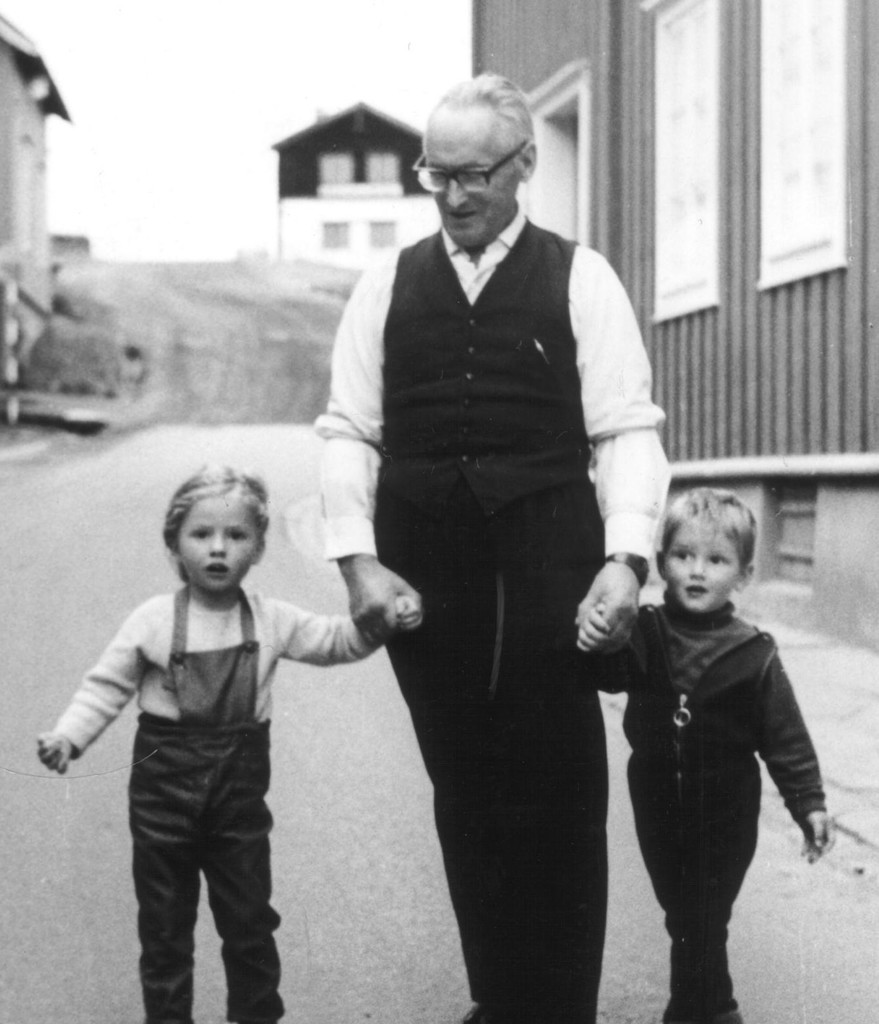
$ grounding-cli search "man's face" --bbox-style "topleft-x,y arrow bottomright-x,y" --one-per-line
424,104 -> 535,252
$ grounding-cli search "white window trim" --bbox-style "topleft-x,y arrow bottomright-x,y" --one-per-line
526,60 -> 591,245
652,0 -> 720,323
759,1 -> 848,290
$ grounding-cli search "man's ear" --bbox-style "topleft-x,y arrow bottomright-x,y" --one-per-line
518,140 -> 537,183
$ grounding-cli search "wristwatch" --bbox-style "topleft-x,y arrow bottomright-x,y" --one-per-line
605,551 -> 650,588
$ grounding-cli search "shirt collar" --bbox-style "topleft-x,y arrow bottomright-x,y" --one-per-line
441,208 -> 528,260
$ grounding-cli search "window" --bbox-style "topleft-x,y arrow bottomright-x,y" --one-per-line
760,0 -> 847,289
318,152 -> 354,186
652,0 -> 720,322
369,221 -> 397,248
322,222 -> 350,250
769,481 -> 817,584
527,60 -> 591,245
366,151 -> 400,185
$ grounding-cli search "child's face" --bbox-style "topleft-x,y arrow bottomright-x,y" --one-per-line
174,490 -> 263,603
660,519 -> 753,615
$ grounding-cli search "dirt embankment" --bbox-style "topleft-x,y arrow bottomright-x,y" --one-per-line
24,259 -> 359,429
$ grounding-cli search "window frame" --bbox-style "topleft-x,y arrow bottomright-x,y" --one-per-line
650,0 -> 721,323
758,0 -> 848,290
527,60 -> 592,246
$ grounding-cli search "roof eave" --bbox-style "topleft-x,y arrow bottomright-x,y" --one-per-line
2,15 -> 71,121
272,101 -> 420,152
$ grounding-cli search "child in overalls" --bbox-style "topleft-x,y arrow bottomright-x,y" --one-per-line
579,487 -> 833,1024
37,465 -> 422,1024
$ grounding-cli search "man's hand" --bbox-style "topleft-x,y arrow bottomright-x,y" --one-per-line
802,810 -> 835,863
37,733 -> 74,774
576,561 -> 640,652
339,553 -> 423,643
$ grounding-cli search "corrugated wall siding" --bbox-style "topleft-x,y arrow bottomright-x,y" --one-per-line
622,0 -> 879,463
472,0 -> 594,93
475,0 -> 879,463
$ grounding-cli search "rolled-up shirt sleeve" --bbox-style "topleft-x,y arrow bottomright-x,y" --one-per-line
315,256 -> 397,559
570,248 -> 670,559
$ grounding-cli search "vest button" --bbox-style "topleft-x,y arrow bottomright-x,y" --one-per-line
469,318 -> 477,327
467,346 -> 475,355
461,454 -> 470,463
462,398 -> 471,407
465,372 -> 474,381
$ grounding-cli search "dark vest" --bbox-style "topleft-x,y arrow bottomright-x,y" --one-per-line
380,222 -> 596,516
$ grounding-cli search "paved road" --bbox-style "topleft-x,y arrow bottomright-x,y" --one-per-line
1,425 -> 875,1024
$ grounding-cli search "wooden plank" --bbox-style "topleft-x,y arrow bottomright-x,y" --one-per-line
824,270 -> 846,453
843,0 -> 867,451
806,277 -> 825,451
742,0 -> 761,456
788,280 -> 807,454
680,323 -> 692,460
863,0 -> 879,450
693,314 -> 707,460
724,0 -> 744,457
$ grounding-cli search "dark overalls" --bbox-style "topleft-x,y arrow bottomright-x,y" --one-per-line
128,588 -> 284,1024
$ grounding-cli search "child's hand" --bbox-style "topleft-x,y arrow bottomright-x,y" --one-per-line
577,600 -> 610,652
394,594 -> 423,632
37,733 -> 74,774
802,810 -> 835,863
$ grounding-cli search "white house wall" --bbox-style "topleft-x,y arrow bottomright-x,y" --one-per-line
278,194 -> 438,269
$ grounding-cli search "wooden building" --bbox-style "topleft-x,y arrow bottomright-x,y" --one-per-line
473,0 -> 879,647
0,11 -> 69,414
273,102 -> 437,269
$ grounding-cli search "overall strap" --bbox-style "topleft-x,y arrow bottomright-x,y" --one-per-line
170,587 -> 258,663
171,587 -> 189,664
238,591 -> 258,652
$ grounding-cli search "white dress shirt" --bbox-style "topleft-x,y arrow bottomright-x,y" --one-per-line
315,210 -> 670,561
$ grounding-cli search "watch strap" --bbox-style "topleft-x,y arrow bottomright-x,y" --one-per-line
605,551 -> 649,587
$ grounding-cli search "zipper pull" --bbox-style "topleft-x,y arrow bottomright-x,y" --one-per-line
673,693 -> 691,728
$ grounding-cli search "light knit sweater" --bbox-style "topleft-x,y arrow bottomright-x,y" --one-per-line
52,591 -> 374,754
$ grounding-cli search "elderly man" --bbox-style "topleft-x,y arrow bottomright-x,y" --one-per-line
316,75 -> 669,1024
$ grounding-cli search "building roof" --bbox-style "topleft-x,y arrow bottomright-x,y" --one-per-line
272,101 -> 421,152
0,11 -> 70,120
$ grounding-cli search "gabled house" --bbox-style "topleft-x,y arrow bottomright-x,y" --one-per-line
473,0 -> 879,647
0,11 -> 69,393
273,102 -> 437,269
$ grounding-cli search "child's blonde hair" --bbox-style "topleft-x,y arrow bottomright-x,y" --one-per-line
163,465 -> 270,580
660,487 -> 757,568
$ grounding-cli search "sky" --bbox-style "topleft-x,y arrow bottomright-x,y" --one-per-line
3,0 -> 471,261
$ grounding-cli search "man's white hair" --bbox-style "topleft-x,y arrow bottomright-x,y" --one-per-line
431,73 -> 534,143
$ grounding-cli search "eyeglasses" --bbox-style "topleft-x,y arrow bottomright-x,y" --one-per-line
413,141 -> 529,194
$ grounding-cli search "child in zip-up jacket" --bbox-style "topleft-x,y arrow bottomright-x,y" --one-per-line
580,487 -> 833,1024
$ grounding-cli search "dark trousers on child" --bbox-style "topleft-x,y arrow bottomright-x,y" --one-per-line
377,478 -> 609,1024
629,755 -> 760,1024
129,714 -> 283,1024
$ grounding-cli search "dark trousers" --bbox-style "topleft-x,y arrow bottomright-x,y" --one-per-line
376,478 -> 608,1024
129,716 -> 284,1024
628,757 -> 760,1023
